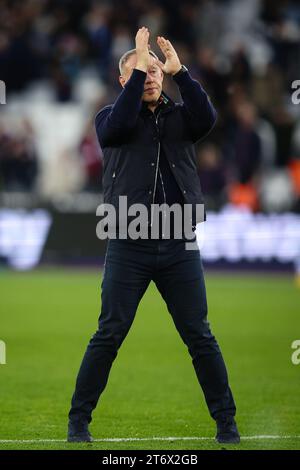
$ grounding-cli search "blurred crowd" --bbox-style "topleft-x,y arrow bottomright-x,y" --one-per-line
1,0 -> 300,212
0,120 -> 38,191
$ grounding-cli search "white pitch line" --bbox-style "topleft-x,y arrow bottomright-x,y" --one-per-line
0,435 -> 300,444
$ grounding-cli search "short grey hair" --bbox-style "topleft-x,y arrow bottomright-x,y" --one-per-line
118,48 -> 159,75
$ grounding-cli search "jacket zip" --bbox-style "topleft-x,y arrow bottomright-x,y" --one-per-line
110,170 -> 116,199
158,167 -> 167,237
150,109 -> 162,228
110,150 -> 122,199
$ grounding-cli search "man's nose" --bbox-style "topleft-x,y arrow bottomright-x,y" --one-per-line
145,73 -> 155,83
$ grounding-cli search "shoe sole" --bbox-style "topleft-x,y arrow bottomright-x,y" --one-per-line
215,437 -> 240,444
67,436 -> 93,443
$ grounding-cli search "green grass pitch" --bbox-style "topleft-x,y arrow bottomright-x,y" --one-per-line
0,268 -> 299,450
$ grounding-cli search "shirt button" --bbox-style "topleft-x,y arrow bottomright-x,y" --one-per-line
183,190 -> 186,194
149,190 -> 152,194
172,163 -> 175,168
151,162 -> 155,166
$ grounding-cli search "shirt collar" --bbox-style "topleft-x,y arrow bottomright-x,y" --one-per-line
141,91 -> 174,114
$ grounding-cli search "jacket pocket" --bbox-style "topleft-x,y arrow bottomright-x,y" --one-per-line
109,152 -> 121,199
109,169 -> 117,199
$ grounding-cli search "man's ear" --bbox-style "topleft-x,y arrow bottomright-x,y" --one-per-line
119,76 -> 125,88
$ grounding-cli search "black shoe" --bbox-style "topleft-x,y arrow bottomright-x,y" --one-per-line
215,416 -> 240,444
67,420 -> 93,443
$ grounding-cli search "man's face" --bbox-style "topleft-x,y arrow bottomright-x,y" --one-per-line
119,54 -> 164,104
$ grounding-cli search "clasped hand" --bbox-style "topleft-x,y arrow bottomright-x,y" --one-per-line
135,27 -> 182,76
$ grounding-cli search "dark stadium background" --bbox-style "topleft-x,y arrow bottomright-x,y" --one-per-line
0,0 -> 300,451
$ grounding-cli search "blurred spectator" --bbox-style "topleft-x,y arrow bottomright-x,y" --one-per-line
51,33 -> 85,102
193,0 -> 225,51
83,2 -> 112,83
228,182 -> 259,211
230,47 -> 252,89
270,104 -> 296,167
288,159 -> 300,208
138,3 -> 166,38
259,169 -> 295,212
0,121 -> 38,191
197,143 -> 227,210
192,46 -> 231,112
262,0 -> 300,90
224,101 -> 262,184
79,121 -> 103,192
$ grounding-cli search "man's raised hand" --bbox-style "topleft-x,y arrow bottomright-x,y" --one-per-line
156,36 -> 182,76
135,27 -> 151,73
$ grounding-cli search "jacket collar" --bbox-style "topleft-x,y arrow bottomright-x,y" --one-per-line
141,91 -> 174,116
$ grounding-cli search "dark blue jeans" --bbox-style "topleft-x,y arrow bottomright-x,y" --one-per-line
69,237 -> 236,423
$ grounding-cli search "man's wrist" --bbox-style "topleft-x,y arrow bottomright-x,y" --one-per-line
171,64 -> 183,76
172,65 -> 188,77
135,63 -> 148,73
